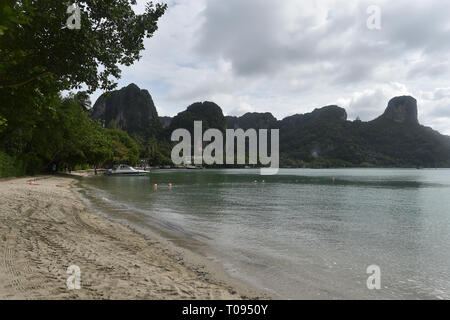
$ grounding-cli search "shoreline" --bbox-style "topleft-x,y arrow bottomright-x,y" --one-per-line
75,175 -> 270,300
0,175 -> 266,299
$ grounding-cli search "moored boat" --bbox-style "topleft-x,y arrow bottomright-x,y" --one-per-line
107,164 -> 149,176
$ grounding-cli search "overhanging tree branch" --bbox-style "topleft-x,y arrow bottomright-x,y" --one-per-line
0,71 -> 50,89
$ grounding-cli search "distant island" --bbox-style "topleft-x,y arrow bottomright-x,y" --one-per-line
91,83 -> 450,168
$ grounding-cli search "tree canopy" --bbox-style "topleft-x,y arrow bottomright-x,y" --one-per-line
0,0 -> 167,92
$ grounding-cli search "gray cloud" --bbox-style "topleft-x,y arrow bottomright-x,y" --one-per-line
195,0 -> 450,86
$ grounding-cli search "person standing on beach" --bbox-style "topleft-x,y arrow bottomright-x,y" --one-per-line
52,163 -> 57,174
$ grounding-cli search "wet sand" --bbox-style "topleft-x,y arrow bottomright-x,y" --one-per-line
0,175 -> 262,299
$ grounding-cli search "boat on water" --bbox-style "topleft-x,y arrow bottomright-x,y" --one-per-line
107,164 -> 149,176
180,156 -> 203,169
185,165 -> 203,169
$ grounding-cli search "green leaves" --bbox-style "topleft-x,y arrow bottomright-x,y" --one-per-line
106,129 -> 140,165
0,1 -> 29,36
0,116 -> 7,134
0,1 -> 167,91
0,2 -> 13,36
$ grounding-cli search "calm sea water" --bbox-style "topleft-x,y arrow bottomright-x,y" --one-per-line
81,169 -> 450,299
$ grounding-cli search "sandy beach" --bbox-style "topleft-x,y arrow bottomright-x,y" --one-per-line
0,175 -> 259,299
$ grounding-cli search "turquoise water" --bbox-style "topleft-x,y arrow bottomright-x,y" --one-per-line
82,169 -> 450,299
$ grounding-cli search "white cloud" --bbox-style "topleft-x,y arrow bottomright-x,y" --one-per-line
342,83 -> 411,121
418,88 -> 450,134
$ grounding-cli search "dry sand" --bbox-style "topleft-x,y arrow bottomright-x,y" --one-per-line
0,175 -> 260,299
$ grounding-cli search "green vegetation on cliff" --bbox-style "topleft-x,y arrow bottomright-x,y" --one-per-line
277,97 -> 450,168
164,96 -> 450,168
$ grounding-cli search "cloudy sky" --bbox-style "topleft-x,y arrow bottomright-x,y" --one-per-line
90,0 -> 450,134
